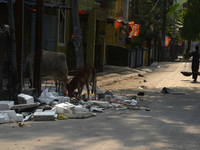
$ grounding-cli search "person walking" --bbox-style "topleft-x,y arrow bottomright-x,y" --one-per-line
189,45 -> 200,82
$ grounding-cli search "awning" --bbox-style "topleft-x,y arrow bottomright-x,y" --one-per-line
24,1 -> 71,10
0,0 -> 71,10
0,0 -> 9,3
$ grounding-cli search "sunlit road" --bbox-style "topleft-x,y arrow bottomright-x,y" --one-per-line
0,62 -> 200,150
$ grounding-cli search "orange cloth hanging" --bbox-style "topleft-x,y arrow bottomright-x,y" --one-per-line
115,20 -> 122,29
79,9 -> 86,14
150,23 -> 154,33
165,36 -> 171,47
25,6 -> 36,12
179,39 -> 183,46
129,24 -> 140,38
129,21 -> 135,29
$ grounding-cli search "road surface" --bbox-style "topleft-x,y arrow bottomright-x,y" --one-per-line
0,62 -> 200,150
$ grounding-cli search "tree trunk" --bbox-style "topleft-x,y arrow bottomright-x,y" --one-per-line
33,0 -> 44,95
186,40 -> 191,59
71,0 -> 84,68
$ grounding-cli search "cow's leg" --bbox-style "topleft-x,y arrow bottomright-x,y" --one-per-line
58,77 -> 61,92
86,83 -> 90,100
93,78 -> 97,100
78,85 -> 84,100
53,74 -> 58,92
29,78 -> 32,88
77,87 -> 81,100
59,78 -> 61,92
60,76 -> 65,91
29,67 -> 33,88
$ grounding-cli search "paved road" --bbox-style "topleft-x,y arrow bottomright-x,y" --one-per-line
1,62 -> 200,150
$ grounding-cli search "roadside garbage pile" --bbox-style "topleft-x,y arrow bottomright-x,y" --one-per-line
0,88 -> 148,124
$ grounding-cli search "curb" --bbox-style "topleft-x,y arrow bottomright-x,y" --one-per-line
97,66 -> 148,87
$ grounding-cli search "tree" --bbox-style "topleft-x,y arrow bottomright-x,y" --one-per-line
129,0 -> 163,46
180,0 -> 200,58
128,0 -> 182,61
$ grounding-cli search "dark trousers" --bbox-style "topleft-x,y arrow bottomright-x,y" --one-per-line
192,64 -> 199,80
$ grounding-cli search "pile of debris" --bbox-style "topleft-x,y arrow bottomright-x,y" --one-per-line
0,88 -> 148,125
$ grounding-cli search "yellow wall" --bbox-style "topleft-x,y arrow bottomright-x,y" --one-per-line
106,24 -> 116,45
116,0 -> 123,18
78,0 -> 94,11
86,8 -> 96,66
143,48 -> 149,66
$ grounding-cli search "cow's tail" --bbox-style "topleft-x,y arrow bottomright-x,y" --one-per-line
91,67 -> 96,96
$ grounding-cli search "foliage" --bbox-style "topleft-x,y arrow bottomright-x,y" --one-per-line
131,37 -> 140,49
166,3 -> 184,43
128,0 -> 185,48
166,4 -> 179,23
180,0 -> 200,41
129,0 -> 163,46
182,48 -> 188,60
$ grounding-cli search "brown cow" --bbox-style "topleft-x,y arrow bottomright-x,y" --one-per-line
29,50 -> 68,92
66,65 -> 96,100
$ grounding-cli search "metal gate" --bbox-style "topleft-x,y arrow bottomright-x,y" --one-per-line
31,14 -> 57,52
136,47 -> 143,67
0,22 -> 6,92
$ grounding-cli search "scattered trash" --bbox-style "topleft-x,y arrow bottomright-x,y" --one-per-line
0,85 -> 150,125
161,87 -> 169,94
38,88 -> 70,104
137,92 -> 145,96
33,109 -> 56,121
10,102 -> 40,112
161,87 -> 185,95
62,112 -> 93,119
145,108 -> 151,111
138,86 -> 145,90
22,113 -> 33,122
124,99 -> 138,106
53,102 -> 74,114
18,94 -> 34,104
104,95 -> 112,101
105,90 -> 113,97
142,69 -> 153,73
157,100 -> 163,103
111,103 -> 123,108
10,120 -> 32,127
138,74 -> 144,77
0,110 -> 23,123
0,101 -> 14,110
90,107 -> 104,112
57,114 -> 68,120
97,90 -> 113,100
21,88 -> 39,102
72,105 -> 89,114
86,101 -> 110,108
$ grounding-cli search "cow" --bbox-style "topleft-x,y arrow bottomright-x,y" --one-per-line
28,50 -> 68,92
66,65 -> 97,101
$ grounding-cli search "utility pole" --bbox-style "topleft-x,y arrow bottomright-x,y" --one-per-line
172,0 -> 176,60
161,0 -> 167,61
7,0 -> 18,102
33,0 -> 44,95
15,0 -> 24,94
71,0 -> 84,68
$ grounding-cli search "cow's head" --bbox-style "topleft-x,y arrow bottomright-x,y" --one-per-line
66,82 -> 74,97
